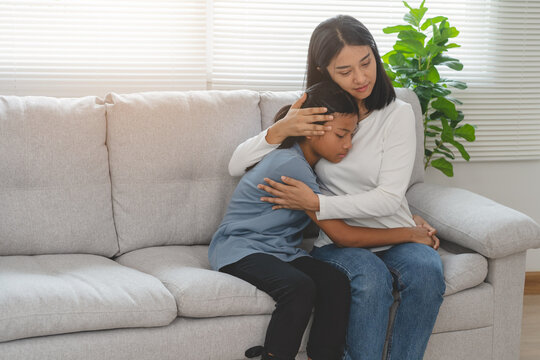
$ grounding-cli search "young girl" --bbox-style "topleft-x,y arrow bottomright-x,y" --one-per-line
228,15 -> 446,360
208,81 -> 356,360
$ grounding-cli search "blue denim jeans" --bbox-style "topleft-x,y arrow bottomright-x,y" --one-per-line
311,242 -> 445,360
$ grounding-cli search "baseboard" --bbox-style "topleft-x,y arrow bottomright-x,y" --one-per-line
524,272 -> 540,295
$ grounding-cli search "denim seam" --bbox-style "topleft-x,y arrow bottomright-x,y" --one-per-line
383,265 -> 402,360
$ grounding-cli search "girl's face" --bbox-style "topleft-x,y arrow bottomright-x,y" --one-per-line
309,112 -> 357,163
326,45 -> 377,104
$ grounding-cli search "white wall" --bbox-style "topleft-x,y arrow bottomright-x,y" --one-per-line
424,160 -> 540,271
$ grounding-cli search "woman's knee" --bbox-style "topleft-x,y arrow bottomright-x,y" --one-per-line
405,249 -> 446,296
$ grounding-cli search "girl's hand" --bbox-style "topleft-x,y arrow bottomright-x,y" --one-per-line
258,176 -> 320,211
409,226 -> 440,250
265,93 -> 334,144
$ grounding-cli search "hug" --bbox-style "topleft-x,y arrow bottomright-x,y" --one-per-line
210,15 -> 445,360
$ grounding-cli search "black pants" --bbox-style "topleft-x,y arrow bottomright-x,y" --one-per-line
221,253 -> 350,360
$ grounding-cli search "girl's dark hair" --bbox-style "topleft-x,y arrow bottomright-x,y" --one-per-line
305,15 -> 395,112
246,81 -> 358,172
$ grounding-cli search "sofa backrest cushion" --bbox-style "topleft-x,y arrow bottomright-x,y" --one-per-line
0,96 -> 118,256
258,88 -> 424,189
105,91 -> 262,255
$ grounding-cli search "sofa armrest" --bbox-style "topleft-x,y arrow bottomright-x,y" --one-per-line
406,182 -> 540,259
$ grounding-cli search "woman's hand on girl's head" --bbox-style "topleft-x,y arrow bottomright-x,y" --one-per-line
265,93 -> 333,144
258,176 -> 320,211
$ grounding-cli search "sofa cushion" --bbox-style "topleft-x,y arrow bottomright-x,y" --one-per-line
105,91 -> 262,255
438,246 -> 488,296
115,246 -> 275,317
116,244 -> 488,320
0,96 -> 118,256
0,254 -> 177,343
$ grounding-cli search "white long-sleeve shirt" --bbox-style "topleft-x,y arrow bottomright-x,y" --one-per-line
229,98 -> 417,250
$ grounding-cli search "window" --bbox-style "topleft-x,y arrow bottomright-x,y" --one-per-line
1,0 -> 539,160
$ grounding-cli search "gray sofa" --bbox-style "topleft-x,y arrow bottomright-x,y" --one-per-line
1,88 -> 539,360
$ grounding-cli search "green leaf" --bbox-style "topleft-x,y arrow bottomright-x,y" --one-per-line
440,117 -> 454,142
440,79 -> 467,89
455,124 -> 476,141
444,43 -> 461,49
388,52 -> 406,66
414,86 -> 432,113
425,44 -> 445,57
425,131 -> 437,137
449,139 -> 470,161
421,16 -> 447,31
381,50 -> 396,64
432,55 -> 464,71
383,25 -> 416,34
425,149 -> 433,157
394,39 -> 427,56
398,30 -> 427,43
435,139 -> 453,153
404,13 -> 419,27
431,157 -> 454,177
434,148 -> 455,160
442,26 -> 460,39
428,125 -> 442,132
432,97 -> 459,120
427,66 -> 440,83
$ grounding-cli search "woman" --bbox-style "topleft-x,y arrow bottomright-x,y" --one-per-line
228,15 -> 445,360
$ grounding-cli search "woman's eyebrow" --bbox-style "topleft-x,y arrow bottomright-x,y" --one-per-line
335,53 -> 371,69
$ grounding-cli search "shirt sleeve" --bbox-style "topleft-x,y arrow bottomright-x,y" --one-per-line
228,128 -> 280,177
316,104 -> 416,220
266,154 -> 320,195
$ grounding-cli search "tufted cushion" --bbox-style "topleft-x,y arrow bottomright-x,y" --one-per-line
438,246 -> 488,296
116,245 -> 276,318
0,254 -> 177,343
105,91 -> 262,255
0,95 -> 118,256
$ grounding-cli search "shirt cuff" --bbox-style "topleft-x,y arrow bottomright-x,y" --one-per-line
315,194 -> 327,220
262,128 -> 282,148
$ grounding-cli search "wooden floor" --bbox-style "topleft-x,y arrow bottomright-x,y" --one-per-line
521,295 -> 540,359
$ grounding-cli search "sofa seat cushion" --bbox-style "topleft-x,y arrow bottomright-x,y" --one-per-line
115,246 -> 275,318
0,254 -> 177,343
438,246 -> 488,295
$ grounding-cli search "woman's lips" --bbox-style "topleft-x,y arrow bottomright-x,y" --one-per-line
354,84 -> 369,92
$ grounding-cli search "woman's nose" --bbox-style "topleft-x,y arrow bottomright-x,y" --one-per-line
352,69 -> 366,84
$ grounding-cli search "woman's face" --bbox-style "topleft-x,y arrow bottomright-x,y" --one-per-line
325,45 -> 377,104
310,112 -> 357,163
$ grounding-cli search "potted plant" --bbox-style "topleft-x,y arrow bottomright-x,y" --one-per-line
382,0 -> 475,177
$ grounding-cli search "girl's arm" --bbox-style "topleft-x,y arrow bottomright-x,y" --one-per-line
305,211 -> 439,250
228,94 -> 333,176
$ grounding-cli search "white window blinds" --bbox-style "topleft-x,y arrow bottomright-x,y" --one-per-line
0,0 -> 207,97
1,0 -> 539,160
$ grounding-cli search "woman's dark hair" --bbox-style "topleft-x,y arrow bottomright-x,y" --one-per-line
305,15 -> 395,112
246,81 -> 358,172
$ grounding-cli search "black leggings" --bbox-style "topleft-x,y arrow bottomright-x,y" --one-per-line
221,253 -> 350,360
